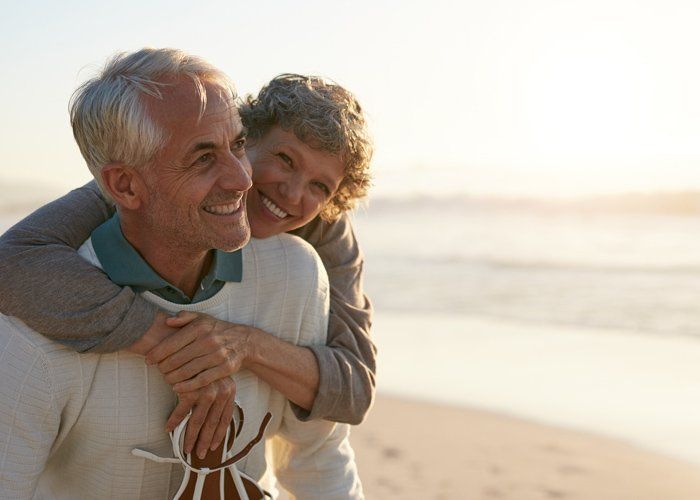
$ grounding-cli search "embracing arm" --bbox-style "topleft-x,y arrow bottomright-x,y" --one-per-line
289,213 -> 376,424
153,213 -> 376,425
0,181 -> 158,352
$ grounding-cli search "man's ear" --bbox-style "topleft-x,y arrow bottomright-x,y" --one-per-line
101,163 -> 147,210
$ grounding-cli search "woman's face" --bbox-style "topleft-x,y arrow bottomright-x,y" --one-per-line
245,126 -> 345,238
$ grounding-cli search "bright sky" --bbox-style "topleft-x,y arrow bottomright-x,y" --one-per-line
2,0 -> 700,197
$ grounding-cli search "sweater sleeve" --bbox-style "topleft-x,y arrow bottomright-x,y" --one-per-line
0,181 -> 158,353
0,325 -> 60,498
290,213 -> 377,425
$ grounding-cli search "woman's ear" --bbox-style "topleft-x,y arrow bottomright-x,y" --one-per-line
100,163 -> 147,210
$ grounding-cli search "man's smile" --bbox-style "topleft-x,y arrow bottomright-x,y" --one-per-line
203,199 -> 243,216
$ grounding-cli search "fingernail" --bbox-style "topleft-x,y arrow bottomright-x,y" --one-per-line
210,441 -> 219,451
198,449 -> 206,459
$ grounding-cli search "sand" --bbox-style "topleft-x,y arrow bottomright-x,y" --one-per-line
351,395 -> 700,500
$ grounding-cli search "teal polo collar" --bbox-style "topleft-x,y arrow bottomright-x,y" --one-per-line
91,214 -> 242,304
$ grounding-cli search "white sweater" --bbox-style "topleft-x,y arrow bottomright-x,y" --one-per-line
0,234 -> 363,499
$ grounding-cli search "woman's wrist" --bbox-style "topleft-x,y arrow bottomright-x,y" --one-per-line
240,325 -> 268,370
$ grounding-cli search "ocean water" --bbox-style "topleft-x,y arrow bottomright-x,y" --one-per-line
351,196 -> 700,464
352,196 -> 700,337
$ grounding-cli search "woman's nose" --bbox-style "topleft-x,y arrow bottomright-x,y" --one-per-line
279,175 -> 304,205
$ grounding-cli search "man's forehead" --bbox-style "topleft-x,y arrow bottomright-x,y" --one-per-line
146,77 -> 239,128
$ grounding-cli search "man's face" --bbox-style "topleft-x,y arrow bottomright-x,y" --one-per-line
140,79 -> 252,255
246,126 -> 345,239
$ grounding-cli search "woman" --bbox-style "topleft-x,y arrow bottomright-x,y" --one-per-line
0,72 -> 376,438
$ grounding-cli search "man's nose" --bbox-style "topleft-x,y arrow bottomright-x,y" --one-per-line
219,153 -> 253,192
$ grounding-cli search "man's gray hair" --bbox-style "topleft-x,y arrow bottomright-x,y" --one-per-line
70,48 -> 237,196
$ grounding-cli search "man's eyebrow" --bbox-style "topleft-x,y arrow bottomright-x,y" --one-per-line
236,127 -> 248,140
187,128 -> 248,156
188,141 -> 217,155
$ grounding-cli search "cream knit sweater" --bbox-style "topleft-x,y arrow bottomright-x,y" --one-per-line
0,234 -> 363,499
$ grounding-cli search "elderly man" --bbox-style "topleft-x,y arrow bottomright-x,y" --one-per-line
0,48 -> 362,498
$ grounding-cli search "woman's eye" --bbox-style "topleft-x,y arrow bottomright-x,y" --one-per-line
278,153 -> 293,166
313,181 -> 331,196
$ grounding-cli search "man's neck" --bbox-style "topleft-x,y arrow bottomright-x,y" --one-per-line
120,217 -> 212,300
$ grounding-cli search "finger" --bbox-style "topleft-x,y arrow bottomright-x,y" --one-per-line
196,387 -> 228,459
158,337 -> 220,374
173,360 -> 241,393
145,327 -> 199,366
165,347 -> 241,386
165,310 -> 200,328
211,392 -> 236,451
164,354 -> 215,385
166,396 -> 195,432
184,395 -> 213,456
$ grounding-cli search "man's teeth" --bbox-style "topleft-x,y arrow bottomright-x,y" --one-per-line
203,201 -> 239,215
261,195 -> 288,218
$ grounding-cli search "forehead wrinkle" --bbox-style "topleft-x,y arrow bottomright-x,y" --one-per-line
145,78 -> 237,129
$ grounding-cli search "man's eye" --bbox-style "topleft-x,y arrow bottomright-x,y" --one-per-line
195,153 -> 214,165
232,138 -> 246,151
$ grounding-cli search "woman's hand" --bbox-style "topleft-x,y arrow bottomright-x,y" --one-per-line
146,310 -> 321,415
145,311 -> 260,393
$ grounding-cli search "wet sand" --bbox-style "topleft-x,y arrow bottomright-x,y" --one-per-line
352,395 -> 700,500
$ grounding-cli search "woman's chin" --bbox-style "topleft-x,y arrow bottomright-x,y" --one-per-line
249,220 -> 277,239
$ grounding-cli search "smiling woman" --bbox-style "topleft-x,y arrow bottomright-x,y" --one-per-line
246,126 -> 346,239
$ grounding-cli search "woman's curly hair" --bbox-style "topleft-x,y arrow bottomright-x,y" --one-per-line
240,74 -> 373,221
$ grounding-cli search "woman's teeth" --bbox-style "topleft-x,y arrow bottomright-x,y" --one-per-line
261,194 -> 288,218
203,201 -> 240,215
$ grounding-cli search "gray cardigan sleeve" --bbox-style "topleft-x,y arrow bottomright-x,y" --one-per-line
0,181 -> 158,352
0,185 -> 376,424
290,214 -> 377,424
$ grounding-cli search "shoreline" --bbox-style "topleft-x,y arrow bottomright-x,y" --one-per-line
370,312 -> 700,466
352,394 -> 700,500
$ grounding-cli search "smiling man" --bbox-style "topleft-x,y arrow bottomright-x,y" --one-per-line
0,48 -> 362,499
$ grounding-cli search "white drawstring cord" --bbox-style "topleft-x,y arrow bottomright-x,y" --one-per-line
131,410 -> 251,500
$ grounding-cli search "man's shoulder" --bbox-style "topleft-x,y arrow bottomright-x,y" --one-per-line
0,315 -> 87,383
244,234 -> 327,286
0,314 -> 67,354
246,233 -> 322,269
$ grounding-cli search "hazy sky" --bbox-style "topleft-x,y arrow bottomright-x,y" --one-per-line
2,0 -> 700,197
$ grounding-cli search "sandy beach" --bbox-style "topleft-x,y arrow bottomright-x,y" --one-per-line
352,395 -> 700,500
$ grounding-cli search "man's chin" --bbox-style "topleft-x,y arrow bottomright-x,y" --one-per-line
214,229 -> 251,252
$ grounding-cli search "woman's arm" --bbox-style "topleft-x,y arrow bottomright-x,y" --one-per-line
0,181 -> 158,352
150,213 -> 376,425
290,213 -> 376,424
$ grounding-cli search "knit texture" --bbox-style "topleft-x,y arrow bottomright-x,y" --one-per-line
0,234 -> 363,499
